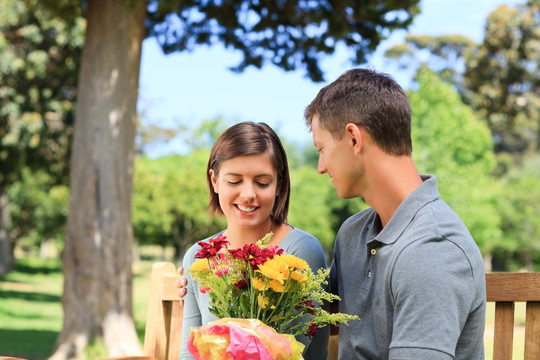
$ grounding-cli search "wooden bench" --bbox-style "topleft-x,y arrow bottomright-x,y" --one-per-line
140,262 -> 183,360
486,272 -> 540,360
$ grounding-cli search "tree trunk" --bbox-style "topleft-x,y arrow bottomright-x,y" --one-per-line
0,185 -> 14,275
50,0 -> 147,359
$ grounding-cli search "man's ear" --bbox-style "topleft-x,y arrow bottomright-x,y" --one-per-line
345,123 -> 363,155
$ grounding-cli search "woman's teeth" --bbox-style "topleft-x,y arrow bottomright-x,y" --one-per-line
237,205 -> 257,212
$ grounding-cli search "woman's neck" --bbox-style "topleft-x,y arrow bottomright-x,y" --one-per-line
224,220 -> 274,249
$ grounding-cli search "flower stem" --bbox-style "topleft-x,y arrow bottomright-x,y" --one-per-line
265,271 -> 292,323
257,278 -> 270,320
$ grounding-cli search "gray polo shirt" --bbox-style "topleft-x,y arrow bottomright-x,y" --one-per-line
180,227 -> 329,360
330,175 -> 486,360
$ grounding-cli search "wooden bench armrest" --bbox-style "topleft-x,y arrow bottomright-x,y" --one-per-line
142,262 -> 183,360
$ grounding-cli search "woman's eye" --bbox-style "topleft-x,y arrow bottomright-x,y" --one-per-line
227,181 -> 241,185
257,183 -> 270,188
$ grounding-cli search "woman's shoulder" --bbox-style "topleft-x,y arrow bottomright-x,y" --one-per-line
280,226 -> 326,269
282,226 -> 321,246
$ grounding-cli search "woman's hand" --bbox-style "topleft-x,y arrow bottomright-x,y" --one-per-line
176,266 -> 187,305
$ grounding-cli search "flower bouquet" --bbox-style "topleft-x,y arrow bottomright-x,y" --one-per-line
187,233 -> 358,360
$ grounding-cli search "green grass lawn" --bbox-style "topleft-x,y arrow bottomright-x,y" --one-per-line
0,255 -> 157,360
0,255 -> 527,359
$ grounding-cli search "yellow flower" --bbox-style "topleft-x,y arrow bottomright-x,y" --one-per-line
252,277 -> 267,291
267,279 -> 286,292
191,259 -> 211,271
290,270 -> 308,283
257,294 -> 275,309
280,254 -> 309,271
256,257 -> 290,284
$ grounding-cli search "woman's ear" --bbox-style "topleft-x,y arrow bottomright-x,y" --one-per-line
209,169 -> 219,193
345,123 -> 363,155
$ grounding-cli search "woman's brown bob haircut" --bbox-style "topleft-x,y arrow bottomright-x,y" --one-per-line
206,121 -> 290,224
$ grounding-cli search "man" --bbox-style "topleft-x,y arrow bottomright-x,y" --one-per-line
306,68 -> 486,359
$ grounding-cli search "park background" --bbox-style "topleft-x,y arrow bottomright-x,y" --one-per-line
1,0 -> 539,359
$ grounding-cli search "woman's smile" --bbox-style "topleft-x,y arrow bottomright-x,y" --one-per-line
236,204 -> 259,213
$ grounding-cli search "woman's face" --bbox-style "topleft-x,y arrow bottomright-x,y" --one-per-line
210,154 -> 279,229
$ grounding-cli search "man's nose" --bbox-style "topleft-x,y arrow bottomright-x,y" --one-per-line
317,155 -> 327,174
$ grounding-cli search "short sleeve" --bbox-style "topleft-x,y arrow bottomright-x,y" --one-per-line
389,237 -> 478,359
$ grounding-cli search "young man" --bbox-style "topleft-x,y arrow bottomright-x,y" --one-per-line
305,68 -> 486,359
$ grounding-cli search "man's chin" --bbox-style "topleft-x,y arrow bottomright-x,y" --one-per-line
335,187 -> 359,200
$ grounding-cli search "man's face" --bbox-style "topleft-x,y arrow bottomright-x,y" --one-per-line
311,115 -> 359,199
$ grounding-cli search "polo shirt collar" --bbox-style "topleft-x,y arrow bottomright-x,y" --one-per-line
370,174 -> 439,246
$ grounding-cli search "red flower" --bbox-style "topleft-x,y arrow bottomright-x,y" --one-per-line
268,245 -> 285,256
229,243 -> 276,270
233,279 -> 247,289
295,300 -> 316,315
200,287 -> 211,294
195,234 -> 229,259
304,322 -> 318,340
215,268 -> 230,277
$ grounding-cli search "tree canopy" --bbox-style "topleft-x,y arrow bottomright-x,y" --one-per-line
383,0 -> 540,175
464,1 -> 540,161
0,0 -> 83,186
146,0 -> 421,81
0,0 -> 83,274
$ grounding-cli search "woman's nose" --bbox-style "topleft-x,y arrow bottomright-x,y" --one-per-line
240,183 -> 256,200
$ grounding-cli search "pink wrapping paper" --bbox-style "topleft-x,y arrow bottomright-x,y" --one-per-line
188,318 -> 305,360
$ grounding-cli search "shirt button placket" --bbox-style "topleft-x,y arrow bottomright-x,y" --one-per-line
368,248 -> 376,278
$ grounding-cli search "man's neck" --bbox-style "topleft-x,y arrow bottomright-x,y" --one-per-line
363,155 -> 422,228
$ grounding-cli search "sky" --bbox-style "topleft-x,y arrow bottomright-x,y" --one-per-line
138,0 -> 524,157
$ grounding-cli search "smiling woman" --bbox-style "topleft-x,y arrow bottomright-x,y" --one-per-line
178,121 -> 331,360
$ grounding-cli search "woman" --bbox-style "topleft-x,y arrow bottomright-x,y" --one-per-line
179,121 -> 329,359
